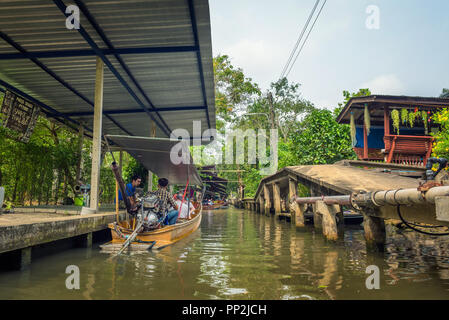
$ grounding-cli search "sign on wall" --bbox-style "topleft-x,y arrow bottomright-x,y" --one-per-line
0,90 -> 40,143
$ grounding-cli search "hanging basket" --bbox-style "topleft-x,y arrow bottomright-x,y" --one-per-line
350,112 -> 357,147
364,104 -> 371,136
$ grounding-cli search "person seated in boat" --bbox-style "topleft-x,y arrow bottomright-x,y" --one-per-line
117,174 -> 142,208
176,193 -> 195,220
155,178 -> 179,225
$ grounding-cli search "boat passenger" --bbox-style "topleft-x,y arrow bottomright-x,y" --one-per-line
155,178 -> 179,225
117,175 -> 142,208
176,193 -> 195,219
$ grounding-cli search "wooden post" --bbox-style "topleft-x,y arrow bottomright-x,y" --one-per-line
75,232 -> 93,248
148,120 -> 156,192
20,247 -> 32,270
288,178 -> 298,224
273,183 -> 281,217
259,196 -> 264,214
115,180 -> 119,222
363,214 -> 386,252
119,150 -> 123,175
384,106 -> 390,136
315,200 -> 340,241
294,203 -> 307,228
363,123 -> 368,160
75,123 -> 84,186
90,56 -> 104,212
263,184 -> 271,215
312,202 -> 322,229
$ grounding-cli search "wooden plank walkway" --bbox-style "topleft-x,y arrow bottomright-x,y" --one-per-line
285,164 -> 421,194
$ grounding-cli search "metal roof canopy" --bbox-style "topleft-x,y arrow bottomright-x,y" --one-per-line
106,135 -> 202,186
0,0 -> 215,140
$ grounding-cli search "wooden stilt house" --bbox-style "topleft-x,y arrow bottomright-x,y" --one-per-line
336,95 -> 449,166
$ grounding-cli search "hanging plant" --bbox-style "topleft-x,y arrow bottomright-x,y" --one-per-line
408,111 -> 416,128
401,108 -> 408,125
422,110 -> 428,134
364,104 -> 371,136
350,112 -> 357,147
391,109 -> 400,134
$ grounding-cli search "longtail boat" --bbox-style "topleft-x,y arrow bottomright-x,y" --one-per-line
101,135 -> 203,253
202,202 -> 222,210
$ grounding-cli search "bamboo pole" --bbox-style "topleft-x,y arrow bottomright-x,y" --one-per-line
115,180 -> 119,222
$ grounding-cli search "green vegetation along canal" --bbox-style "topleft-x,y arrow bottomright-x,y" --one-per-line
0,207 -> 448,299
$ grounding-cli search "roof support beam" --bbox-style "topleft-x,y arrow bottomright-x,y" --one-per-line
71,0 -> 172,136
187,0 -> 211,130
54,0 -> 169,137
51,105 -> 207,117
0,46 -> 198,60
0,31 -> 132,136
90,57 -> 104,212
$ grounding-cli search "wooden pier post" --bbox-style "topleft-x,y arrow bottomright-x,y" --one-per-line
263,184 -> 271,215
258,196 -> 264,214
20,247 -> 32,270
288,177 -> 298,224
315,201 -> 340,241
75,232 -> 93,248
312,203 -> 322,229
273,183 -> 281,218
291,202 -> 306,228
363,214 -> 386,251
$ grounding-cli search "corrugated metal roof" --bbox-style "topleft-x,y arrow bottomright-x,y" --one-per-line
0,0 -> 215,140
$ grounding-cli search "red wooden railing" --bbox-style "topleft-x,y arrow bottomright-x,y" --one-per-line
353,135 -> 434,167
384,135 -> 433,166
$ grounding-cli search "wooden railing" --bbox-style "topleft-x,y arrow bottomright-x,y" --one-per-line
384,135 -> 433,166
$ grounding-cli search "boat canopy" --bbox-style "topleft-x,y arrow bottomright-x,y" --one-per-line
106,135 -> 202,186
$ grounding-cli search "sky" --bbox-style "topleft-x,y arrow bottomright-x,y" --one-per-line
209,0 -> 449,109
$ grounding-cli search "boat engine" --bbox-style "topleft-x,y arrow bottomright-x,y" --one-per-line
138,192 -> 164,231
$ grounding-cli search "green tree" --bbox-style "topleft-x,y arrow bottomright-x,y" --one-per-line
291,108 -> 356,165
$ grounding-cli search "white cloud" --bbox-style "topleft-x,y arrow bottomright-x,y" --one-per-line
360,74 -> 405,95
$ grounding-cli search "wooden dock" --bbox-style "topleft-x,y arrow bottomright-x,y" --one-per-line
246,160 -> 447,250
0,207 -> 125,269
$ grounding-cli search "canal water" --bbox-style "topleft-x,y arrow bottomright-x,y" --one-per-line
1,207 -> 449,299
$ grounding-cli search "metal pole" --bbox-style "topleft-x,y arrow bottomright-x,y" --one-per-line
294,195 -> 351,205
293,186 -> 449,208
90,56 -> 104,212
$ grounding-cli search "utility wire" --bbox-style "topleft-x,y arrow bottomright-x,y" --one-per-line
280,0 -> 320,80
285,0 -> 327,78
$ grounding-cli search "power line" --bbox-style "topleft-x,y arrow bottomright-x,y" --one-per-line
285,0 -> 327,78
280,0 -> 320,80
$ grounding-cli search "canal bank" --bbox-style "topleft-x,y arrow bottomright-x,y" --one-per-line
0,208 -> 448,300
0,207 -> 126,270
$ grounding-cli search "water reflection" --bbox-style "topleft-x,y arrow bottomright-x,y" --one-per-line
0,208 -> 448,299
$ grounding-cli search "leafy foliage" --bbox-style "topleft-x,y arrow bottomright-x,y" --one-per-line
431,108 -> 449,159
290,109 -> 356,165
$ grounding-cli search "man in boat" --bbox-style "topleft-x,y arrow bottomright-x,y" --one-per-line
155,178 -> 179,225
176,193 -> 195,220
118,174 -> 142,208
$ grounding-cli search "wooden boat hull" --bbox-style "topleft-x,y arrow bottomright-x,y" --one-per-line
202,203 -> 222,210
106,207 -> 202,249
